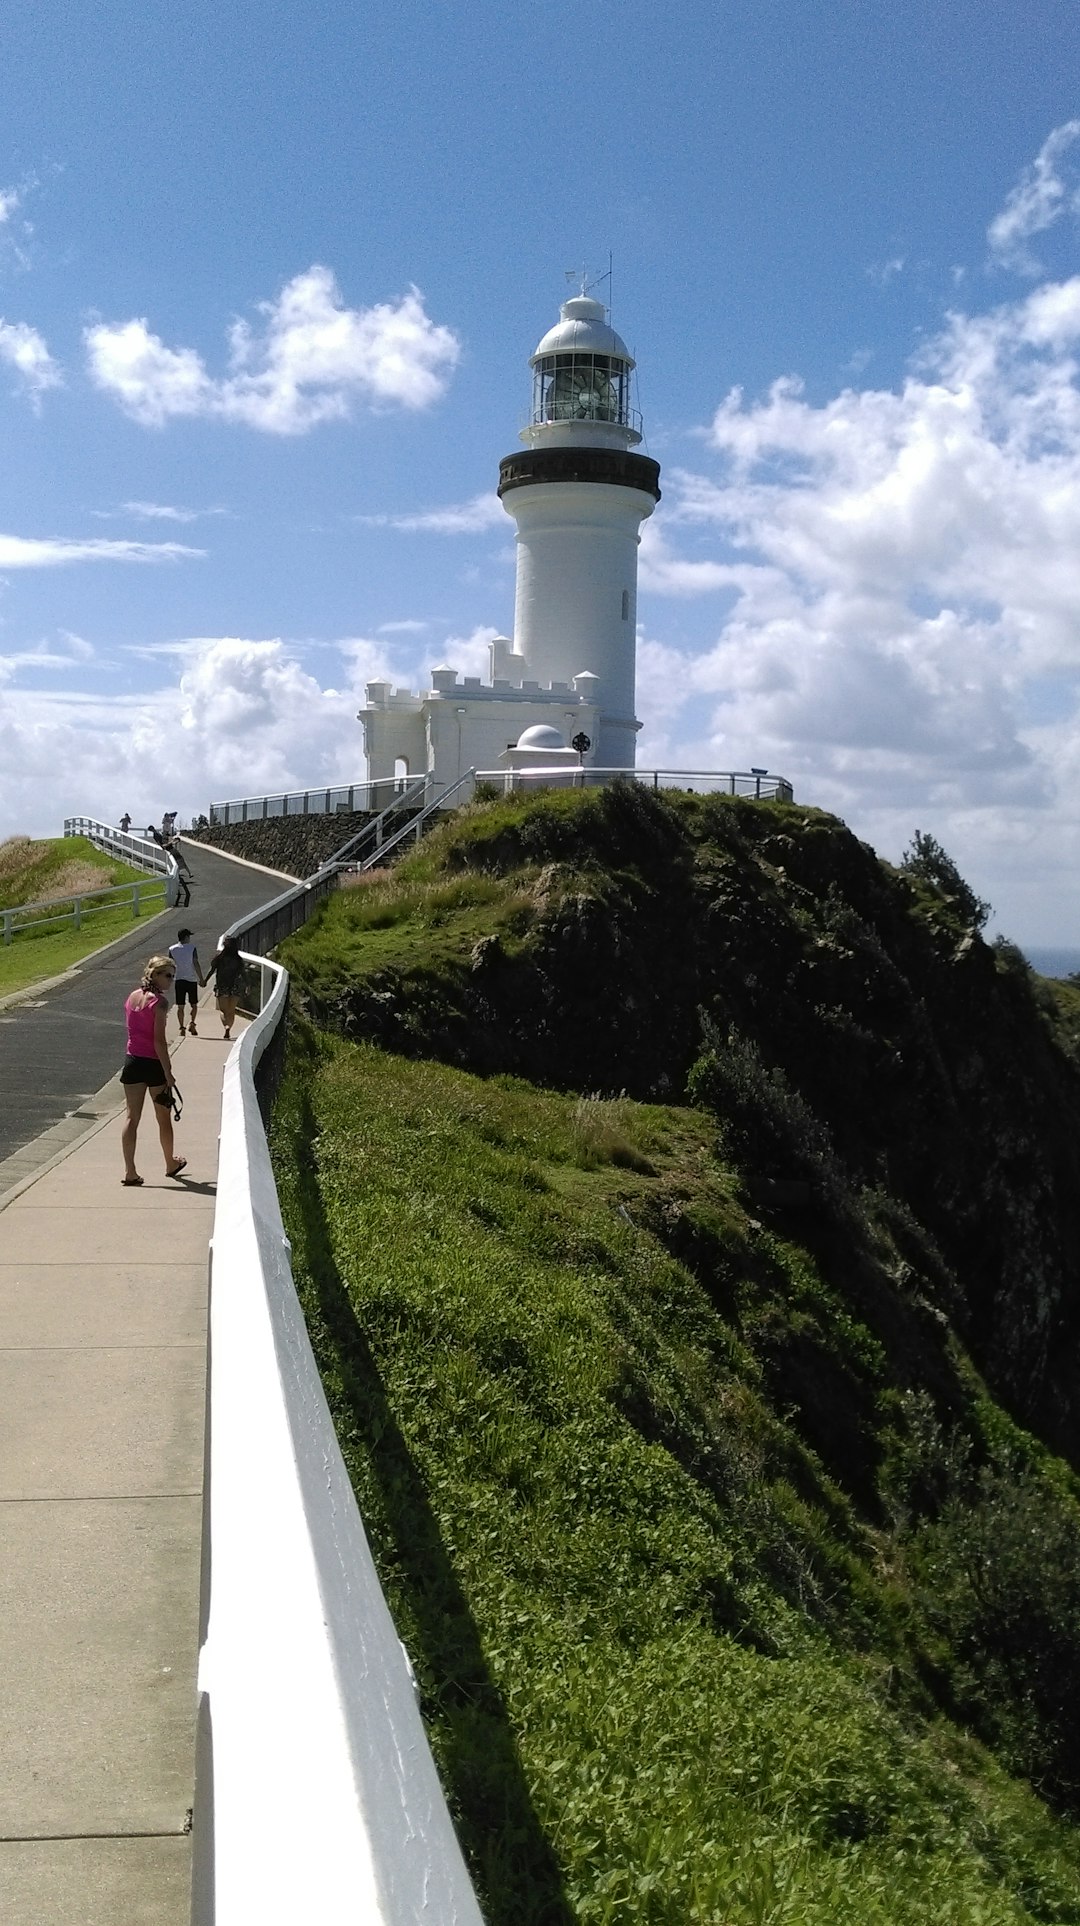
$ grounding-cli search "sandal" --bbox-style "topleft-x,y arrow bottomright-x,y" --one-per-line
121,1175 -> 144,1187
166,1158 -> 187,1179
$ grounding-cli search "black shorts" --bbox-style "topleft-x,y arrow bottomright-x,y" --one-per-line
175,980 -> 198,1007
120,1055 -> 167,1085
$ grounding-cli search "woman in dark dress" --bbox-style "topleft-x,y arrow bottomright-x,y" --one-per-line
205,933 -> 245,1041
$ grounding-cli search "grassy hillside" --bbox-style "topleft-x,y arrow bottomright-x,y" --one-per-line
0,834 -> 167,996
272,787 -> 1080,1922
0,833 -> 147,911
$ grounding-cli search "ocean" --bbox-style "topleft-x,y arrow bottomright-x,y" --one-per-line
1025,948 -> 1080,980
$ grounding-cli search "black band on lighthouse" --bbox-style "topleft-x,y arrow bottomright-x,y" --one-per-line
498,447 -> 662,503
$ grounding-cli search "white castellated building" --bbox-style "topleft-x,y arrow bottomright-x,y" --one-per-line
358,291 -> 661,790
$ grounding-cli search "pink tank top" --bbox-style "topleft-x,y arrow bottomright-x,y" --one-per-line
125,990 -> 163,1058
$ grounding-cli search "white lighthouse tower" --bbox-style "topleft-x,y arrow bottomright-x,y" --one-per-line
358,288 -> 660,791
498,293 -> 661,768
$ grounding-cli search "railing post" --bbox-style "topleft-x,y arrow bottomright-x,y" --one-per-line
132,884 -> 141,919
2,909 -> 11,946
73,897 -> 82,931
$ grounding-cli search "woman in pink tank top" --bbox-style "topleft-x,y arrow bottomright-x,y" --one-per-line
119,954 -> 186,1186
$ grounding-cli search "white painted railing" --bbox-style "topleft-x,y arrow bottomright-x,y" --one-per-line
1,874 -> 169,945
191,956 -> 483,1926
63,816 -> 182,903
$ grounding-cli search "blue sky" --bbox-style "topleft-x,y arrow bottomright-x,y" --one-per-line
3,0 -> 1080,943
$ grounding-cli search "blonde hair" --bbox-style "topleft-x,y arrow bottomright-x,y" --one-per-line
140,954 -> 174,991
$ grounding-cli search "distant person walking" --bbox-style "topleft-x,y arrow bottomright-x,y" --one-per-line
119,811 -> 132,833
168,927 -> 205,1036
170,838 -> 193,908
162,810 -> 177,837
120,955 -> 186,1186
205,933 -> 244,1041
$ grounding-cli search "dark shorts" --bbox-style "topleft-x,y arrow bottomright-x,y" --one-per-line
120,1055 -> 167,1085
175,980 -> 198,1007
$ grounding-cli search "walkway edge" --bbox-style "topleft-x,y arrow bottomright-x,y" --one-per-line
0,1076 -> 126,1212
177,839 -> 298,884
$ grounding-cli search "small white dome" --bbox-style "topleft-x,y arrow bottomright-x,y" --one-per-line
531,297 -> 633,368
516,724 -> 567,750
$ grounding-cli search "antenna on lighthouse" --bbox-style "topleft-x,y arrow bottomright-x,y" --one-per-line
563,262 -> 612,307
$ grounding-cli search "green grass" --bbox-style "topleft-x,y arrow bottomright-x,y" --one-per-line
0,833 -> 167,995
271,1027 -> 1080,1926
0,899 -> 168,997
0,832 -> 148,912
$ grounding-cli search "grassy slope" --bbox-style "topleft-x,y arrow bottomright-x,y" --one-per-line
272,789 -> 1080,1923
0,833 -> 148,911
273,1032 -> 1080,1925
0,836 -> 166,995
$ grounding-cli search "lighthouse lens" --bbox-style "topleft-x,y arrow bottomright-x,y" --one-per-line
545,357 -> 620,423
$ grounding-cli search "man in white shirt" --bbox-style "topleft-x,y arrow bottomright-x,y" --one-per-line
168,928 -> 206,1037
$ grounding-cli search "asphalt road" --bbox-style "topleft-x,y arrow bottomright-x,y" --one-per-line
0,843 -> 287,1169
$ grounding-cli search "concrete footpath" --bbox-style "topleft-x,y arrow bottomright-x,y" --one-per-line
0,839 -> 281,1177
0,1011 -> 241,1925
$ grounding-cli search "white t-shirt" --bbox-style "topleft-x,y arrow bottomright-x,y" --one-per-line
169,940 -> 200,983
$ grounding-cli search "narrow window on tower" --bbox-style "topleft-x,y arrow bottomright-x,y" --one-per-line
622,589 -> 630,621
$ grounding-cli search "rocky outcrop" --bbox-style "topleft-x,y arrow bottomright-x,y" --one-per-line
281,783 -> 1080,1467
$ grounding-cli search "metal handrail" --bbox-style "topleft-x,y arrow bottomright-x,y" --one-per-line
358,768 -> 478,871
321,773 -> 431,866
472,766 -> 795,801
207,777 -> 417,826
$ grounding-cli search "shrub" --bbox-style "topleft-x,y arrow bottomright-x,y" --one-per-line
900,831 -> 990,933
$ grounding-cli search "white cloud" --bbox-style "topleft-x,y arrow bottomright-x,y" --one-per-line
85,267 -> 461,434
0,319 -> 61,401
632,270 -> 1080,940
868,256 -> 905,287
432,625 -> 500,680
0,636 -> 393,835
122,501 -> 229,523
988,121 -> 1080,273
639,520 -> 744,596
359,492 -> 505,534
0,186 -> 19,224
0,534 -> 202,568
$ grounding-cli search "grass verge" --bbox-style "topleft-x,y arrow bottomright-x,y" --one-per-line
0,897 -> 168,997
271,1024 -> 1080,1926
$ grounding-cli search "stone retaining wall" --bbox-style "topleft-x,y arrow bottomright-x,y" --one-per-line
186,813 -> 374,880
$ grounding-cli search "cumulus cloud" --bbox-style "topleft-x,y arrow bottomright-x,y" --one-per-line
358,492 -> 505,534
85,267 -> 461,433
0,533 -> 202,568
0,186 -> 19,224
635,268 -> 1080,939
988,121 -> 1080,273
0,636 -> 397,835
0,319 -> 61,401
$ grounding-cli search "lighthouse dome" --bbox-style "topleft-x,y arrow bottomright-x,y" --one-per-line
515,723 -> 567,751
530,296 -> 634,369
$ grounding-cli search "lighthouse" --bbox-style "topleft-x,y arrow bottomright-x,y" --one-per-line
358,288 -> 660,790
498,294 -> 661,769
